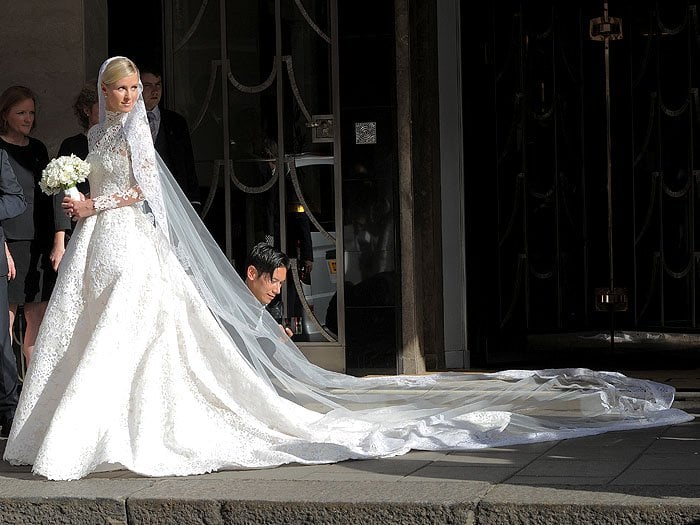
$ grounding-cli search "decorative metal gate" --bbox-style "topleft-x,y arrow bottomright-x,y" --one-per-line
469,1 -> 700,362
162,0 -> 345,369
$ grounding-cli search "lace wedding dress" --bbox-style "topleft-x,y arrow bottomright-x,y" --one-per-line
3,66 -> 693,481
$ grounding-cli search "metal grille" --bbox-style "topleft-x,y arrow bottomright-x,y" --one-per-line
487,1 -> 700,349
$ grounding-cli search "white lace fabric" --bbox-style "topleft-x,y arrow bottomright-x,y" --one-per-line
2,57 -> 693,481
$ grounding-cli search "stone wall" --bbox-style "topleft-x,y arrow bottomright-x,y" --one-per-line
0,1 -> 107,157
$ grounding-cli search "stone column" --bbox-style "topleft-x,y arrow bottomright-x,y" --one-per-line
395,0 -> 444,373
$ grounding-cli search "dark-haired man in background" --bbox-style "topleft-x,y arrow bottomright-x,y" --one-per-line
244,242 -> 294,337
140,64 -> 202,213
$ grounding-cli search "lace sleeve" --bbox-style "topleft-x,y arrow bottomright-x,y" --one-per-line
93,186 -> 144,212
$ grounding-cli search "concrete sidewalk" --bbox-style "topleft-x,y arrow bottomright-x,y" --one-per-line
0,394 -> 697,524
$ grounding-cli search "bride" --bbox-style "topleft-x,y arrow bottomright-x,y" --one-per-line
3,57 -> 693,481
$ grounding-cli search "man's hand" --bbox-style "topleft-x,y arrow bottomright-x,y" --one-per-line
300,259 -> 313,284
279,323 -> 294,338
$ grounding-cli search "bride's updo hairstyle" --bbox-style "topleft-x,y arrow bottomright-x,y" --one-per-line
100,57 -> 139,87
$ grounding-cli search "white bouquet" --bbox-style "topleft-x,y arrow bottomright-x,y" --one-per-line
39,154 -> 90,199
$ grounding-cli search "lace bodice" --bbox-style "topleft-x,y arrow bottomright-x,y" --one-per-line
87,111 -> 162,223
86,147 -> 139,201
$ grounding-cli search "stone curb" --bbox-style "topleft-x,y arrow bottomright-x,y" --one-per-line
0,479 -> 699,524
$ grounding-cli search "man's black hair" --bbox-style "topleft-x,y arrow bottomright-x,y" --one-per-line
138,62 -> 163,78
245,242 -> 290,278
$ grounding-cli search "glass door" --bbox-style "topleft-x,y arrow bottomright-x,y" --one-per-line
163,0 -> 345,370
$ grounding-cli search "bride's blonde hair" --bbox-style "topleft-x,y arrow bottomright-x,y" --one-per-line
100,57 -> 139,87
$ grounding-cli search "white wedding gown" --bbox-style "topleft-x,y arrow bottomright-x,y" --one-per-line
3,114 -> 694,481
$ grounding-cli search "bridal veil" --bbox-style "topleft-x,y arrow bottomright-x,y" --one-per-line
99,56 -> 693,454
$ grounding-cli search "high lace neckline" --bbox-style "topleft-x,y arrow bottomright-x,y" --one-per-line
104,110 -> 126,125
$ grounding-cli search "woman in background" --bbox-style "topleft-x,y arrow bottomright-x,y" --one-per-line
57,81 -> 97,185
0,86 -> 67,366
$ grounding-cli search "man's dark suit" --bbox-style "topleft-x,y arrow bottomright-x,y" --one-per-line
153,108 -> 201,211
0,149 -> 27,434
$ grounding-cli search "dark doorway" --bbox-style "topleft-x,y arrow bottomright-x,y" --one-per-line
463,1 -> 700,369
107,0 -> 163,69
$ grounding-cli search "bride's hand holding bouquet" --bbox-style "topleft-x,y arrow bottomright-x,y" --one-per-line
62,195 -> 97,220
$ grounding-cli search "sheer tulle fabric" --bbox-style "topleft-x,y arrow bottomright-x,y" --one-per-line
2,57 -> 693,480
